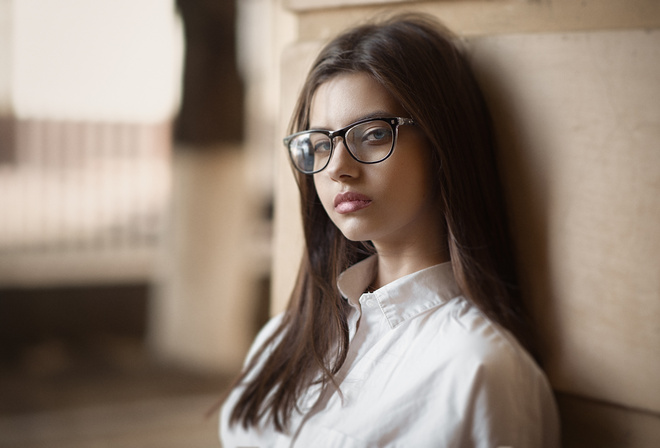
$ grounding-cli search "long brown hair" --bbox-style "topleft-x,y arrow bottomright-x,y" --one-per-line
228,13 -> 533,432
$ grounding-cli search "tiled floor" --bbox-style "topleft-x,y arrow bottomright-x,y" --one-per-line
0,337 -> 235,448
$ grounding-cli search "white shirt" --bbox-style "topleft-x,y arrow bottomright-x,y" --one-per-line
220,256 -> 560,447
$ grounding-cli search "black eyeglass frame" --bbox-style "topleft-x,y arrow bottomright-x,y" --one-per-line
283,116 -> 415,175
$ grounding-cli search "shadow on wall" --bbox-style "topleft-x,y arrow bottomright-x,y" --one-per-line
469,30 -> 660,447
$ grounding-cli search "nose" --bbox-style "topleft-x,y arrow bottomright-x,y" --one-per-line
324,137 -> 359,180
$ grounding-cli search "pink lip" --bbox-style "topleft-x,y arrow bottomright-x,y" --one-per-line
334,191 -> 372,214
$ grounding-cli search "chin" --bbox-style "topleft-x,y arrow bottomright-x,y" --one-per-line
342,233 -> 367,243
336,225 -> 376,243
330,214 -> 378,242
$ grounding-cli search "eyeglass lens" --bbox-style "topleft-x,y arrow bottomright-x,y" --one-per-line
288,119 -> 394,173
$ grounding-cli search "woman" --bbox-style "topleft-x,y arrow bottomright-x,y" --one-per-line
220,13 -> 559,447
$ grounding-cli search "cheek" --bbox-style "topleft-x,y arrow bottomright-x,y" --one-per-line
388,144 -> 434,192
386,169 -> 430,210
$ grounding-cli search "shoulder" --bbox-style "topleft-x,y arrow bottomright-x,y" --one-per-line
380,297 -> 559,446
415,297 -> 549,400
437,297 -> 529,366
428,299 -> 560,446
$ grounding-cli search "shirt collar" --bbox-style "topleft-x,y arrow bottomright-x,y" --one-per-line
337,255 -> 462,329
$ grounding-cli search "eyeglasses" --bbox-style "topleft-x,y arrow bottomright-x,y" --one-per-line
283,117 -> 415,174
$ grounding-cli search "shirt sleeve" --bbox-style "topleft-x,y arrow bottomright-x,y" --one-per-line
462,336 -> 560,448
219,313 -> 287,447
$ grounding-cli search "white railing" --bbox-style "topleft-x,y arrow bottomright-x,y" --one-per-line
0,119 -> 171,286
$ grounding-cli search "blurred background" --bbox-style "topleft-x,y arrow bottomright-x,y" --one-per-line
0,0 -> 290,446
1,0 -> 659,447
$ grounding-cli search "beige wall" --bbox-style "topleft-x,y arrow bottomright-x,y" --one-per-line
270,0 -> 660,446
148,146 -> 267,372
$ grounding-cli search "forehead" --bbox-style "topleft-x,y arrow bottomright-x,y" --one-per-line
309,72 -> 405,129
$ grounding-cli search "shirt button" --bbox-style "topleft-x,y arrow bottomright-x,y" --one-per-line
365,298 -> 377,308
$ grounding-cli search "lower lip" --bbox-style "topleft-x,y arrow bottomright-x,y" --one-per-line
335,200 -> 372,214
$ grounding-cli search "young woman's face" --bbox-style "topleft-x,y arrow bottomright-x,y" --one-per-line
310,72 -> 443,252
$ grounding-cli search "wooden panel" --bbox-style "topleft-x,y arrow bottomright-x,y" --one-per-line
469,29 -> 660,413
271,40 -> 323,316
287,0 -> 412,12
557,393 -> 660,448
0,395 -> 220,448
291,0 -> 660,40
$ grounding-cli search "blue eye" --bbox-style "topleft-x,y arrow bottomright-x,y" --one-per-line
368,128 -> 388,140
362,126 -> 392,145
314,140 -> 332,153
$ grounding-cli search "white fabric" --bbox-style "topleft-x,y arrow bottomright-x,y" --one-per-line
220,256 -> 560,447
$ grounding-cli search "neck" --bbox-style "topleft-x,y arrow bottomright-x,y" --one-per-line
371,244 -> 449,289
367,195 -> 449,289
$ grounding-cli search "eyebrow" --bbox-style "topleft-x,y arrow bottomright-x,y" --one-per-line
309,110 -> 393,131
